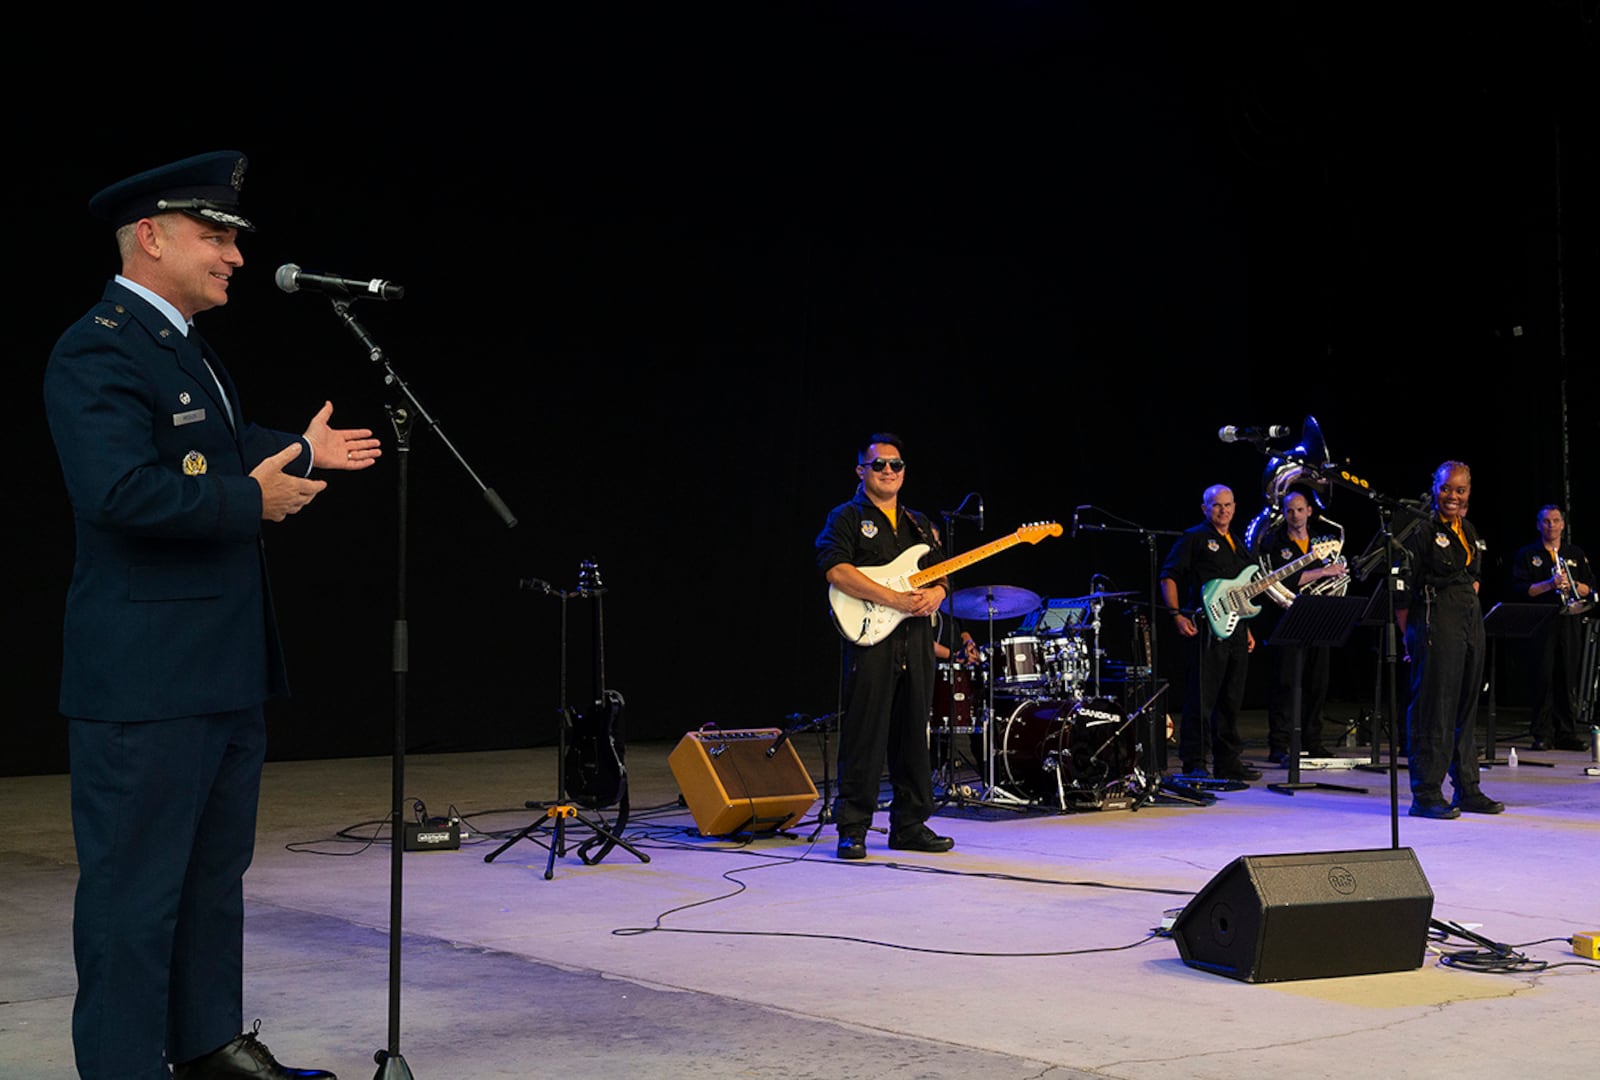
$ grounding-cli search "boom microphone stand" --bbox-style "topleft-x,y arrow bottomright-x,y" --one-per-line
312,296 -> 518,1080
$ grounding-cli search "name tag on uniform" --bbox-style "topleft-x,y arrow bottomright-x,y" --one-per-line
172,408 -> 206,427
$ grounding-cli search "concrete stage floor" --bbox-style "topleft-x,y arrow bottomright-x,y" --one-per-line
3,709 -> 1597,1079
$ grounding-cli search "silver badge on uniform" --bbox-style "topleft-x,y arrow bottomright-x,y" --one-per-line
173,408 -> 206,426
93,315 -> 119,329
179,391 -> 191,405
182,451 -> 207,475
861,520 -> 878,539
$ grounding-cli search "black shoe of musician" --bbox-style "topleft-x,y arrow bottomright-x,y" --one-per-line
1266,750 -> 1290,766
1529,739 -> 1549,752
1180,763 -> 1209,779
1408,799 -> 1460,820
1214,761 -> 1261,782
887,824 -> 955,853
172,1021 -> 336,1079
1454,791 -> 1505,815
1553,736 -> 1590,752
836,833 -> 866,860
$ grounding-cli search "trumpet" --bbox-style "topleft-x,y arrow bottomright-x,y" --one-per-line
1552,548 -> 1595,615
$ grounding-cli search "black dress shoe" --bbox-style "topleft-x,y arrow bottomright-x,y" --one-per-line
1454,791 -> 1505,815
1529,739 -> 1550,752
1179,764 -> 1209,779
886,824 -> 955,853
172,1022 -> 335,1079
1214,761 -> 1262,781
1266,750 -> 1290,766
1553,736 -> 1590,752
1408,799 -> 1461,820
836,834 -> 866,860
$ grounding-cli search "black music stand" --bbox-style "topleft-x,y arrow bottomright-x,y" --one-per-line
1481,602 -> 1560,768
1266,595 -> 1370,796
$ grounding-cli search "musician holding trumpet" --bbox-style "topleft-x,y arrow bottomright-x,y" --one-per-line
1511,505 -> 1595,752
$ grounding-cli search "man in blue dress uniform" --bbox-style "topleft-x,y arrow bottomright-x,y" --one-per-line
44,150 -> 381,1079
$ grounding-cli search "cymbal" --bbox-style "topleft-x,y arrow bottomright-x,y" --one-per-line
942,585 -> 1042,621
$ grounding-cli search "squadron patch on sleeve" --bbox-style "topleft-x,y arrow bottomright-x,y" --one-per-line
1531,556 -> 1543,568
861,519 -> 878,539
182,451 -> 207,476
1280,547 -> 1293,561
1435,532 -> 1451,549
1206,539 -> 1220,552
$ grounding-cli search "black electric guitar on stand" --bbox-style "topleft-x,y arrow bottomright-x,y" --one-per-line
564,560 -> 627,811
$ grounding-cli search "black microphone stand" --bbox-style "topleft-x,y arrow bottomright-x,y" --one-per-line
321,297 -> 518,1080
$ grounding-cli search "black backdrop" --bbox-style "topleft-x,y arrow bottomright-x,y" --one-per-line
12,4 -> 1593,775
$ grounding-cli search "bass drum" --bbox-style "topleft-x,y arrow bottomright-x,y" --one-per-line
995,697 -> 1138,801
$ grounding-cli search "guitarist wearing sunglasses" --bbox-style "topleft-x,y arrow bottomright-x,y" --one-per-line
816,434 -> 956,860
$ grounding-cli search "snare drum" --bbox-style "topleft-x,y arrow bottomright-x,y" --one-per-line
992,635 -> 1048,689
994,697 -> 1138,801
932,662 -> 980,734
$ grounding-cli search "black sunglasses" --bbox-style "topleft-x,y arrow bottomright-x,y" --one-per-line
864,458 -> 905,473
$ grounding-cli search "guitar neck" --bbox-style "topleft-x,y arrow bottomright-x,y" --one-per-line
1239,549 -> 1322,601
908,533 -> 1024,587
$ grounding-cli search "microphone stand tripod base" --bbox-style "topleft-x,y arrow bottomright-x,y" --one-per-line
374,1048 -> 415,1079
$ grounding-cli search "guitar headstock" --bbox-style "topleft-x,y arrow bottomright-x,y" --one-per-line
1017,521 -> 1064,544
1312,539 -> 1342,561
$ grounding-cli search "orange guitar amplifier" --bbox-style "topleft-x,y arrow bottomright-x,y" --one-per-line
668,728 -> 818,837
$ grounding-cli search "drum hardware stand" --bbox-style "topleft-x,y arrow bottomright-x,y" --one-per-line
1265,594 -> 1370,797
485,570 -> 650,878
1480,603 -> 1559,767
1074,511 -> 1184,780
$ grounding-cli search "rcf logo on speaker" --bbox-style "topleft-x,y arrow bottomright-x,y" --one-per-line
1327,866 -> 1357,894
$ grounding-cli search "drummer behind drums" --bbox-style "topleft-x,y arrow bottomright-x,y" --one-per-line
1159,484 -> 1262,781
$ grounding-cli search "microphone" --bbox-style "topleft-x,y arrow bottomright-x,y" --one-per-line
275,263 -> 405,301
766,713 -> 808,758
1217,424 -> 1288,445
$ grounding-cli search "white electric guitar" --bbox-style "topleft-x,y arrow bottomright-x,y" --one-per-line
1199,539 -> 1342,640
829,522 -> 1062,645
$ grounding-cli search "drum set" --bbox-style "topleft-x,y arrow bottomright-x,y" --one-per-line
932,583 -> 1157,811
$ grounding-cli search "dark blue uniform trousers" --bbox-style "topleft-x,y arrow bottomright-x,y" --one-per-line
69,705 -> 264,1079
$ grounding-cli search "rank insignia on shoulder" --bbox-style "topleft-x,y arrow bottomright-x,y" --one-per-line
182,451 -> 207,475
860,519 -> 878,538
93,315 -> 119,329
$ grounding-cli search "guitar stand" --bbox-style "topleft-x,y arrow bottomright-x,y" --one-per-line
487,573 -> 649,880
